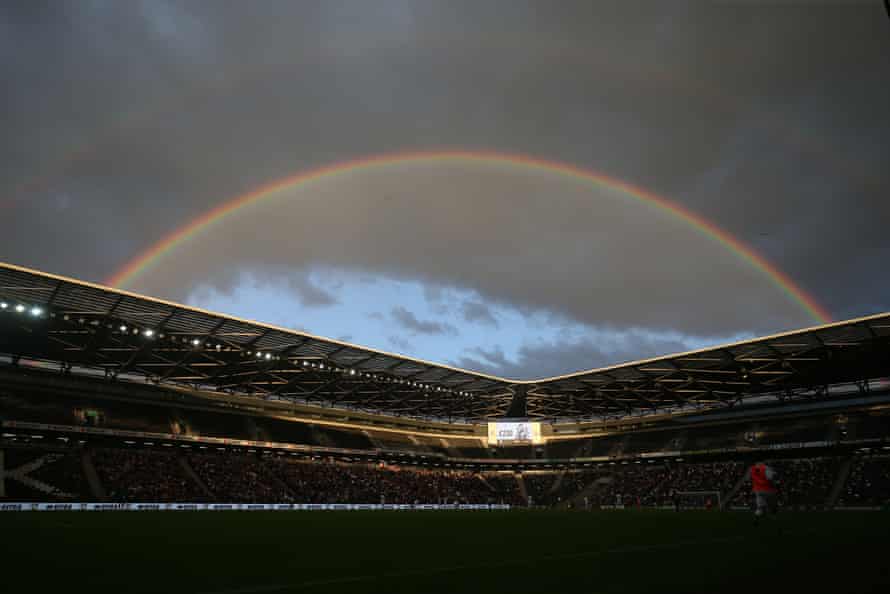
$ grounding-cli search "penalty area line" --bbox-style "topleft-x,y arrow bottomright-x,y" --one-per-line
194,534 -> 747,594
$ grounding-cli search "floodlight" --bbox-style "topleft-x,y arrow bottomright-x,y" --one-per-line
15,304 -> 26,313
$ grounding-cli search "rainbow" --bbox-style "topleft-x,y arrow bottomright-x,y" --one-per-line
106,150 -> 832,323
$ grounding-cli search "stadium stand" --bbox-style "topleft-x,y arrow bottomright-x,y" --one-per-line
549,470 -> 601,506
1,263 -> 890,510
731,457 -> 843,509
840,455 -> 890,507
597,463 -> 671,507
1,445 -> 90,500
252,416 -> 315,444
309,424 -> 375,450
522,472 -> 557,505
446,443 -> 490,458
544,438 -> 585,459
92,448 -> 207,502
483,473 -> 525,506
29,449 -> 88,498
6,436 -> 890,509
187,452 -> 291,503
177,409 -> 250,440
624,430 -> 684,454
845,413 -> 890,441
365,430 -> 423,452
266,457 -> 500,504
491,444 -> 534,460
0,390 -> 77,426
84,400 -> 174,434
412,435 -> 453,456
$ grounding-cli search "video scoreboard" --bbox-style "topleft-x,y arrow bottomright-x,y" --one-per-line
487,420 -> 542,445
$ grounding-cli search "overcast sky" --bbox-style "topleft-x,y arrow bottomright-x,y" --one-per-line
2,1 -> 888,379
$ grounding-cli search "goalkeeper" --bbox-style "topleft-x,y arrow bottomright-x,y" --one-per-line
750,460 -> 778,522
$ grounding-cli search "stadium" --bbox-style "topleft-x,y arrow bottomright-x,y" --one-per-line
2,260 -> 890,592
4,4 -> 890,593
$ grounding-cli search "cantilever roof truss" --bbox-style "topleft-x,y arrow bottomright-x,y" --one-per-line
1,262 -> 888,422
0,263 -> 513,420
524,314 -> 890,418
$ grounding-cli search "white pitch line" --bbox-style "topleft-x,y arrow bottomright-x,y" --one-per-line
194,535 -> 747,594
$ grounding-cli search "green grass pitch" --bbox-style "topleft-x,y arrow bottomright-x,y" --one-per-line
3,510 -> 889,593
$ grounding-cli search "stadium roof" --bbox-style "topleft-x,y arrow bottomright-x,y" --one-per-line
1,261 -> 888,422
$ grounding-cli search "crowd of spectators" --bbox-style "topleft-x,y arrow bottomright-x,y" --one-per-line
840,456 -> 890,507
773,457 -> 841,507
597,463 -> 671,507
656,461 -> 746,504
584,458 -> 846,510
483,472 -> 525,506
0,448 -> 88,500
548,470 -> 601,506
732,457 -> 840,509
187,452 -> 291,503
267,456 -> 506,504
92,448 -> 206,502
522,473 -> 558,505
31,451 -> 89,498
7,443 -> 890,508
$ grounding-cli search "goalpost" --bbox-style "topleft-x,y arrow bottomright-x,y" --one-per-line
674,491 -> 722,510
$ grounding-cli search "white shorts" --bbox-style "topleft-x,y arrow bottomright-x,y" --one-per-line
755,492 -> 777,515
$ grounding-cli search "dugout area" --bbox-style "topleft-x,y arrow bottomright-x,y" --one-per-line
3,510 -> 889,593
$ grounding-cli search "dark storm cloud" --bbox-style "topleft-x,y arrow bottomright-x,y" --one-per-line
423,285 -> 451,315
391,307 -> 458,337
2,1 -> 889,375
388,335 -> 415,353
453,331 -> 709,381
287,275 -> 339,308
461,301 -> 499,328
190,268 -> 339,309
